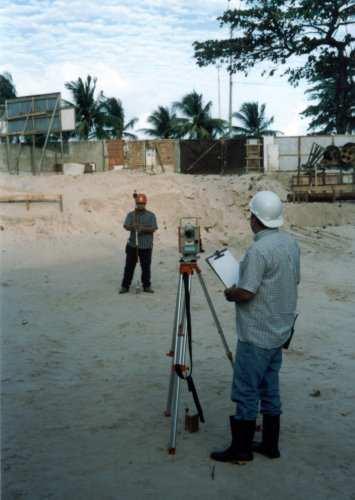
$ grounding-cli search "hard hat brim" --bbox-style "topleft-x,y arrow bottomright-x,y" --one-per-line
255,214 -> 284,228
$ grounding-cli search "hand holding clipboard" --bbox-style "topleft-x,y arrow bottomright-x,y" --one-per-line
205,248 -> 239,289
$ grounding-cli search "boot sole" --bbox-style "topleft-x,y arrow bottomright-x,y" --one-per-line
253,446 -> 280,459
210,454 -> 253,464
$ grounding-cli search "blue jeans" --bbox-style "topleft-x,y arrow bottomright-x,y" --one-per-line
231,340 -> 282,420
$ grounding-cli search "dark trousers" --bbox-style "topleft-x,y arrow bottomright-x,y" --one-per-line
121,244 -> 152,289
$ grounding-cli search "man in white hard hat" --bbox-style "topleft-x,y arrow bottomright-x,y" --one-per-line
211,191 -> 300,465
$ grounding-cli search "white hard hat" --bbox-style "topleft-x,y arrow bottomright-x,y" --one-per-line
249,191 -> 283,228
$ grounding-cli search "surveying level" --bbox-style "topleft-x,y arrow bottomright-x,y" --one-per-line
178,217 -> 202,261
165,254 -> 234,455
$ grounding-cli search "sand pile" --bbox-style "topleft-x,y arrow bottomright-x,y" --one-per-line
1,169 -> 355,500
1,170 -> 354,248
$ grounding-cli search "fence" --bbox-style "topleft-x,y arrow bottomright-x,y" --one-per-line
0,139 -> 178,174
1,134 -> 354,175
0,140 -> 107,174
179,139 -> 247,174
264,135 -> 354,172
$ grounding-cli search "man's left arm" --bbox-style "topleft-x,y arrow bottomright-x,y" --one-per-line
138,213 -> 158,234
224,247 -> 265,303
138,226 -> 156,234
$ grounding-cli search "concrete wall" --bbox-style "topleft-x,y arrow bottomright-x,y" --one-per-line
0,139 -> 179,174
264,135 -> 354,172
0,141 -> 107,174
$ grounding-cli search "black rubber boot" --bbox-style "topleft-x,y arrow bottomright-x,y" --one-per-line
210,416 -> 256,464
253,414 -> 280,459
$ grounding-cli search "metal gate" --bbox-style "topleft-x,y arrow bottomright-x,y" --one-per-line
179,139 -> 246,174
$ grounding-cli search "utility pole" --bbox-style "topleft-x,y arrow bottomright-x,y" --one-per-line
217,64 -> 222,119
228,0 -> 234,137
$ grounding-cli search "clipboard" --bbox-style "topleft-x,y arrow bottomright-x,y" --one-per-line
205,248 -> 239,288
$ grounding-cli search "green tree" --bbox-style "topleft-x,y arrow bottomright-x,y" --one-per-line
99,97 -> 138,139
141,106 -> 180,139
0,72 -> 16,106
301,53 -> 355,133
232,102 -> 280,136
173,91 -> 226,139
65,75 -> 105,139
194,0 -> 354,134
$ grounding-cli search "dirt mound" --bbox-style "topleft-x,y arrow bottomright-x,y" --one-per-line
1,171 -> 354,246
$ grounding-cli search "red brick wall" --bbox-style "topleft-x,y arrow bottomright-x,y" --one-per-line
106,140 -> 124,169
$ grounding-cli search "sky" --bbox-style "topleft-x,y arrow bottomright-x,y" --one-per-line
0,0 -> 312,136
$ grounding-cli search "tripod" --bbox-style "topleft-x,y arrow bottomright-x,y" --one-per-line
165,258 -> 233,454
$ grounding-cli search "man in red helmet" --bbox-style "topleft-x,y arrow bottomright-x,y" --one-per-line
119,192 -> 158,294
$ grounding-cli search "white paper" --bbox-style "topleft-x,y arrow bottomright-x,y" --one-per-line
205,249 -> 239,288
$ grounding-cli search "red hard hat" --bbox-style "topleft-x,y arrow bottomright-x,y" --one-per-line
136,193 -> 147,204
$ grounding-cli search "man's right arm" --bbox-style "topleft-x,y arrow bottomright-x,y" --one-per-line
224,286 -> 255,303
123,212 -> 136,231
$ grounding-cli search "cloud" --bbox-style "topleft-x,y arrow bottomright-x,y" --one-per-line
0,0 -> 311,135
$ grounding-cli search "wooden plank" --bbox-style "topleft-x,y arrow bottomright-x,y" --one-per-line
292,173 -> 355,187
0,194 -> 61,202
0,194 -> 63,211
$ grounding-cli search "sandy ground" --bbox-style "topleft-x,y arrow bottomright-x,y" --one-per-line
1,170 -> 355,500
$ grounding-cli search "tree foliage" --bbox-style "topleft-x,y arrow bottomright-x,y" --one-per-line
173,91 -> 226,139
65,76 -> 137,140
0,72 -> 16,107
141,106 -> 180,139
65,75 -> 106,140
232,102 -> 280,136
194,0 -> 354,133
99,97 -> 138,139
301,53 -> 355,133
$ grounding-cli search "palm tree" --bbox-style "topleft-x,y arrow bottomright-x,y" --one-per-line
173,91 -> 226,139
100,97 -> 138,139
232,102 -> 280,137
65,75 -> 105,140
141,106 -> 180,138
0,72 -> 16,106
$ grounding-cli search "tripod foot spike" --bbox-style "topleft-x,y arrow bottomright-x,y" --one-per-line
168,448 -> 176,455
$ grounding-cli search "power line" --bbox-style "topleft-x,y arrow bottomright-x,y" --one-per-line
233,80 -> 299,88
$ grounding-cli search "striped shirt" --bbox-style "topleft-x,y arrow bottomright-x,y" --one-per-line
124,210 -> 158,249
236,229 -> 300,349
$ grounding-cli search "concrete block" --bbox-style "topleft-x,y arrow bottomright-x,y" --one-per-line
63,163 -> 85,175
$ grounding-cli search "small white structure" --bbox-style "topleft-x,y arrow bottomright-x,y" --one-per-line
60,107 -> 75,132
63,163 -> 85,175
145,147 -> 156,169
